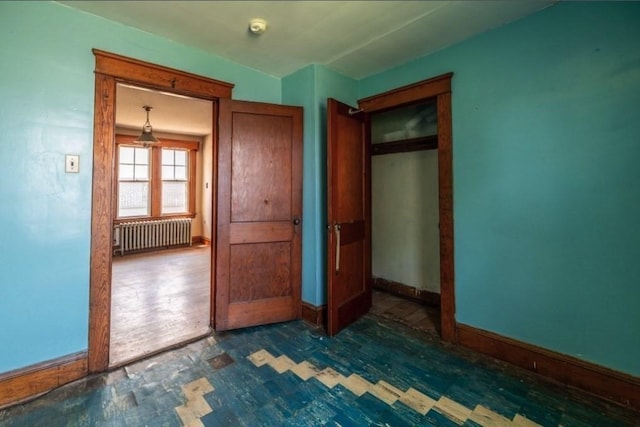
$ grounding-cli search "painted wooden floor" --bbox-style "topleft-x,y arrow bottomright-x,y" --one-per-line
1,315 -> 637,426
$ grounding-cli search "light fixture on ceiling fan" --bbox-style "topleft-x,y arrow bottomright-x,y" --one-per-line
134,105 -> 159,146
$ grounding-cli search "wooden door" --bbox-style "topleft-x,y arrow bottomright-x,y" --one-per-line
326,98 -> 372,336
215,99 -> 303,330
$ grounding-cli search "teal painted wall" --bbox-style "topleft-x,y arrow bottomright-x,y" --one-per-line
360,2 -> 640,376
0,1 -> 280,373
282,65 -> 318,304
282,65 -> 358,306
2,0 -> 638,379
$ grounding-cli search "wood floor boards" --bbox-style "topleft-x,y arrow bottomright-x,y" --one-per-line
370,289 -> 441,335
110,249 -> 439,368
110,245 -> 212,367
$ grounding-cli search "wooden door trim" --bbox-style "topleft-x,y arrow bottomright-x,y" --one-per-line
93,49 -> 234,99
357,73 -> 456,342
89,50 -> 233,373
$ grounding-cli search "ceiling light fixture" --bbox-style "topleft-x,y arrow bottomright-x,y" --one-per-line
249,18 -> 267,35
135,105 -> 159,146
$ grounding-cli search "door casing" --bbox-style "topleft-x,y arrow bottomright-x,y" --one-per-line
357,73 -> 456,341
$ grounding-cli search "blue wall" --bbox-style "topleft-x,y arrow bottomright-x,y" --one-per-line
360,1 -> 640,376
283,65 -> 358,305
0,1 -> 280,373
1,0 -> 638,379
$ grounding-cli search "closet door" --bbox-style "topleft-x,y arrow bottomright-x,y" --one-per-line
326,98 -> 372,336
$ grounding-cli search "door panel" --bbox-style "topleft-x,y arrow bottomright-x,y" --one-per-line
231,113 -> 292,222
327,98 -> 372,336
216,99 -> 302,331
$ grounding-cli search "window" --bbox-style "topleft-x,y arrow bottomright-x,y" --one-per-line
116,135 -> 198,219
161,148 -> 188,214
118,146 -> 150,217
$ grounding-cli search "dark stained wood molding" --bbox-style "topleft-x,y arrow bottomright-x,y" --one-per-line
115,134 -> 201,151
192,236 -> 210,245
457,324 -> 640,411
436,91 -> 455,343
92,49 -> 234,99
359,72 -> 455,343
373,277 -> 441,307
89,72 -> 116,373
358,73 -> 453,113
209,101 -> 219,330
371,135 -> 438,155
301,302 -> 327,328
0,352 -> 88,409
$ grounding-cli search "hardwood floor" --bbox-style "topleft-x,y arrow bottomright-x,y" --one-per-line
110,246 -> 437,367
110,245 -> 212,367
371,288 -> 441,335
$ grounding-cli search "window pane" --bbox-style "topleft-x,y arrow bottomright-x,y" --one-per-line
118,182 -> 149,217
135,147 -> 149,164
371,100 -> 438,144
119,146 -> 134,164
162,149 -> 174,165
175,166 -> 186,180
162,181 -> 188,214
162,165 -> 174,180
174,150 -> 187,166
119,164 -> 134,180
135,165 -> 149,180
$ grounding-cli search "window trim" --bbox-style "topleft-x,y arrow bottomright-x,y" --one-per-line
115,134 -> 198,222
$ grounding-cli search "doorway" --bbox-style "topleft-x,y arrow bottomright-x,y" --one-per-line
89,50 -> 303,373
361,74 -> 455,340
326,73 -> 455,340
109,84 -> 214,367
370,97 -> 442,334
88,50 -> 234,373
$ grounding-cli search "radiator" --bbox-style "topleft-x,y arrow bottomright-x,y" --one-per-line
116,218 -> 192,255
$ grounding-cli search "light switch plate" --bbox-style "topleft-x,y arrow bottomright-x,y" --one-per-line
65,154 -> 80,173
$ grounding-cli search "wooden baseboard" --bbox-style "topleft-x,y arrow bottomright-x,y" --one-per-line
0,352 -> 88,409
301,302 -> 326,328
192,236 -> 211,245
457,324 -> 640,410
373,276 -> 441,307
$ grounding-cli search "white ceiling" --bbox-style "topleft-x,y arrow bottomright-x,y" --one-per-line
116,84 -> 213,136
69,1 -> 556,135
59,0 -> 556,80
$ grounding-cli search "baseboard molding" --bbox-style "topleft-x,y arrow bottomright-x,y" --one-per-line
373,276 -> 441,307
0,351 -> 88,409
301,302 -> 326,328
456,324 -> 640,410
192,236 -> 211,245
